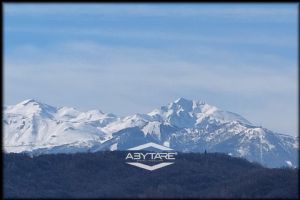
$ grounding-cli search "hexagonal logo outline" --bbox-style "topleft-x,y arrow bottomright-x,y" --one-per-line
125,142 -> 176,171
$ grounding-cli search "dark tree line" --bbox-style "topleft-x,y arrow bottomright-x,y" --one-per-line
4,151 -> 299,199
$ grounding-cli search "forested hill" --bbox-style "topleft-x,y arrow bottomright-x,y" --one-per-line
4,151 -> 298,199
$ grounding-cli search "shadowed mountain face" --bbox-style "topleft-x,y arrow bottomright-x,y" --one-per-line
4,98 -> 298,168
4,152 -> 298,199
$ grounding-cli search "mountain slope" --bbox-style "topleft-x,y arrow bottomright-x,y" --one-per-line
3,98 -> 298,167
4,99 -> 117,153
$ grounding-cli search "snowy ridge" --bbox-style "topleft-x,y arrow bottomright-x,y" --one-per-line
3,98 -> 298,168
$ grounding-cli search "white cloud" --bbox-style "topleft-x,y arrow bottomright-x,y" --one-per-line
6,41 -> 297,95
5,25 -> 297,49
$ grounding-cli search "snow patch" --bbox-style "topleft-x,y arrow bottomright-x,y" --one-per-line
163,141 -> 170,147
285,160 -> 293,167
110,143 -> 118,151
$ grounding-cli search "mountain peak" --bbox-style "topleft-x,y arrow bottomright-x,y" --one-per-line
174,97 -> 192,104
174,98 -> 206,107
20,98 -> 41,105
7,99 -> 57,116
86,109 -> 105,115
171,97 -> 194,112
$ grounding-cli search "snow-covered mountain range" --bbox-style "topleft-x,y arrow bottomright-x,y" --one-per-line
3,98 -> 298,168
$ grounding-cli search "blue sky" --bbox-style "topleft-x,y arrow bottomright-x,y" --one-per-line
4,3 -> 298,136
